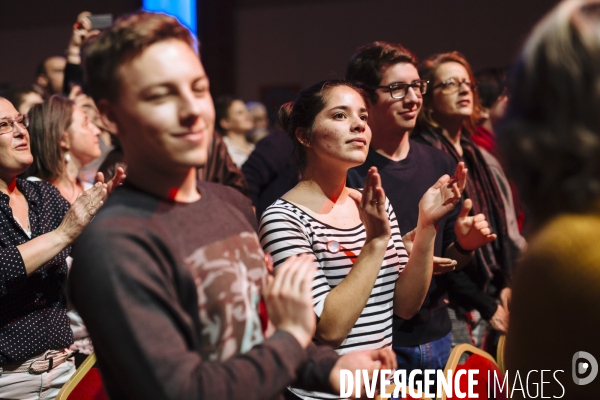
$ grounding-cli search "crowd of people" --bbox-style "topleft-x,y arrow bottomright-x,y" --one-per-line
0,0 -> 599,398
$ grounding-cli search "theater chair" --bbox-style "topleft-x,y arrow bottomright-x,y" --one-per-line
56,353 -> 108,400
496,335 -> 507,374
439,344 -> 508,400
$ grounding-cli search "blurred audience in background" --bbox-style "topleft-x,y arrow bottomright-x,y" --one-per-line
475,66 -> 527,241
242,129 -> 296,219
4,87 -> 44,115
246,101 -> 270,143
33,56 -> 67,99
215,95 -> 255,167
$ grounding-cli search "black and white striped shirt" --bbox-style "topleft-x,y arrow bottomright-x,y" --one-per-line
259,197 -> 408,398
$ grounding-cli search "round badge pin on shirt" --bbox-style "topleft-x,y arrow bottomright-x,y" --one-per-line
326,240 -> 340,253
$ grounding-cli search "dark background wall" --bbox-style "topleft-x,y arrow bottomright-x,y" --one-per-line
1,0 -> 560,103
235,0 -> 561,103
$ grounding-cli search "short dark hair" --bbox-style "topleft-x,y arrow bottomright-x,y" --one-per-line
34,56 -> 63,77
499,0 -> 600,226
345,41 -> 417,103
25,95 -> 74,182
3,87 -> 37,111
83,11 -> 196,104
278,80 -> 367,173
475,67 -> 507,109
215,95 -> 243,134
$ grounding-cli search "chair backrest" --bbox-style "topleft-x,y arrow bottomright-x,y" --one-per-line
56,353 -> 108,400
497,334 -> 507,374
439,344 -> 508,400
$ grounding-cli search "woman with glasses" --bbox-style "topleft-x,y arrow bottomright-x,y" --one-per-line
0,97 -> 107,399
259,80 -> 466,399
411,52 -> 515,351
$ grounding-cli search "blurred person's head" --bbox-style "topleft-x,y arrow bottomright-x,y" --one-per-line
278,80 -> 370,174
215,96 -> 253,136
246,102 -> 268,130
475,67 -> 508,130
246,101 -> 269,143
35,56 -> 66,96
26,95 -> 101,182
4,88 -> 43,115
419,51 -> 481,135
499,0 -> 600,226
0,97 -> 33,179
346,42 -> 424,139
83,11 -> 213,177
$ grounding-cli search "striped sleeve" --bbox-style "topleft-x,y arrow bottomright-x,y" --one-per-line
259,201 -> 332,317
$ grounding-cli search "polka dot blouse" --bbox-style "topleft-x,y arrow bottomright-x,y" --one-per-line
0,179 -> 73,364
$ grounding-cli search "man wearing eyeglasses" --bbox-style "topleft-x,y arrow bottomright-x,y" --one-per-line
346,42 -> 495,392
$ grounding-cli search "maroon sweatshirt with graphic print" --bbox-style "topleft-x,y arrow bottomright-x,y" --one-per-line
69,180 -> 338,400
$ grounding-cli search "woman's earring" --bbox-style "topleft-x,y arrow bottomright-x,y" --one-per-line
65,153 -> 71,163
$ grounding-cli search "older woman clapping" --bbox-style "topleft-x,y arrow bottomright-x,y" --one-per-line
0,97 -> 107,399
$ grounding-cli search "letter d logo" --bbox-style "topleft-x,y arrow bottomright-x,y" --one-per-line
572,351 -> 598,385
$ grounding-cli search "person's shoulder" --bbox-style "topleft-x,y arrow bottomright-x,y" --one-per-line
20,177 -> 58,194
409,139 -> 456,171
261,198 -> 300,220
200,180 -> 251,207
527,212 -> 600,266
19,178 -> 67,205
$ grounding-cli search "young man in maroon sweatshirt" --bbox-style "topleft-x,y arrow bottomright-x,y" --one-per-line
69,11 -> 395,400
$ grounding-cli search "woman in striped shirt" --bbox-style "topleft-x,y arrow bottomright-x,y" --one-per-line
259,80 -> 466,399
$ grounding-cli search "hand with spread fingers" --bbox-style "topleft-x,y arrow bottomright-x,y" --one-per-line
401,229 -> 457,275
95,167 -> 126,195
263,254 -> 316,348
347,166 -> 391,244
418,162 -> 467,228
454,198 -> 498,252
56,182 -> 108,244
329,347 -> 397,399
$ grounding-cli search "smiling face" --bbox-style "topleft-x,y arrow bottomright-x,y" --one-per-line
103,39 -> 214,175
304,85 -> 371,170
431,61 -> 474,121
0,98 -> 33,178
67,105 -> 102,167
368,62 -> 422,137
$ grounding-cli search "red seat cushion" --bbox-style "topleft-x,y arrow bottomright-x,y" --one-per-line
68,367 -> 108,400
446,354 -> 508,399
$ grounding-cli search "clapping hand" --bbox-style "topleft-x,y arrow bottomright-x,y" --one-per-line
329,347 -> 397,399
402,229 -> 457,275
57,182 -> 107,243
95,167 -> 126,195
454,199 -> 497,251
263,254 -> 316,348
348,167 -> 391,243
418,162 -> 467,227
